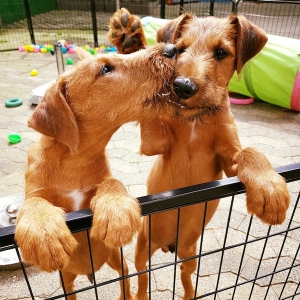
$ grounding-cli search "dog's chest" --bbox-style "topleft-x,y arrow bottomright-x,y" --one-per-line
189,120 -> 198,142
66,186 -> 97,211
189,120 -> 213,145
68,189 -> 85,210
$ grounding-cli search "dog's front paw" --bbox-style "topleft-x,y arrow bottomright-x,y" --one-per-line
245,171 -> 290,225
108,7 -> 147,54
15,198 -> 78,272
238,148 -> 290,225
90,194 -> 141,248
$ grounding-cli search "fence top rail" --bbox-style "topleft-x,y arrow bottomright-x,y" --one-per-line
138,162 -> 300,214
0,162 -> 299,249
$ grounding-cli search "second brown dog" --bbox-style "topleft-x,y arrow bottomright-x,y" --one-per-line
109,9 -> 290,300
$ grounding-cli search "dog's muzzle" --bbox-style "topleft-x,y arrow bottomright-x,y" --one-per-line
173,76 -> 198,99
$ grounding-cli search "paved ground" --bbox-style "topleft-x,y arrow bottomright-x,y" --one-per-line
0,47 -> 299,300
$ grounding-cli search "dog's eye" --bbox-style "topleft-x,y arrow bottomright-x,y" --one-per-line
215,49 -> 228,60
100,65 -> 114,75
178,48 -> 186,54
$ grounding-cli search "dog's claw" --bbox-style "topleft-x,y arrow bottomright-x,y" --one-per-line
113,18 -> 121,29
131,20 -> 140,32
121,12 -> 129,27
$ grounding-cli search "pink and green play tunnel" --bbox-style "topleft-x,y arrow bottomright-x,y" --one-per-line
229,34 -> 300,112
141,17 -> 300,112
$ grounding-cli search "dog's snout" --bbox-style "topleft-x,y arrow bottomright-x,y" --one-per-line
173,77 -> 198,99
162,44 -> 177,59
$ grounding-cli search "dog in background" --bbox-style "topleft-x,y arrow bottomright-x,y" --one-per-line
109,8 -> 290,300
14,43 -> 184,299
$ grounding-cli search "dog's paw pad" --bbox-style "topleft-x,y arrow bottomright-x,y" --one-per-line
108,8 -> 146,54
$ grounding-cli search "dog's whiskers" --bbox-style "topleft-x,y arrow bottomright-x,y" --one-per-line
174,104 -> 222,122
145,83 -> 222,122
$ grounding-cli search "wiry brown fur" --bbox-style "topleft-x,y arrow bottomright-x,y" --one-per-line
109,9 -> 290,300
15,44 -> 178,300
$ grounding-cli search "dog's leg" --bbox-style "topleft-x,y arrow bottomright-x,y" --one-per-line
177,243 -> 198,300
237,147 -> 290,225
106,248 -> 133,300
90,178 -> 141,248
108,8 -> 147,54
15,197 -> 78,272
134,224 -> 160,300
60,270 -> 77,300
216,121 -> 290,225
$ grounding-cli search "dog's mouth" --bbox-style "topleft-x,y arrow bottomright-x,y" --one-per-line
153,82 -> 173,103
145,81 -> 172,107
166,94 -> 222,121
147,80 -> 221,121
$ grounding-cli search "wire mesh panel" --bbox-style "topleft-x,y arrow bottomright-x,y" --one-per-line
237,1 -> 300,39
0,0 -> 31,51
1,1 -> 299,51
0,163 -> 299,299
29,1 -> 96,49
154,0 -> 233,19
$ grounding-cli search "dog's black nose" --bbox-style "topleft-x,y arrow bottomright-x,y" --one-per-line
173,76 -> 198,99
163,44 -> 177,59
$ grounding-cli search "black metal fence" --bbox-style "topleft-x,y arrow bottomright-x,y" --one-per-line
1,163 -> 299,299
0,0 -> 299,51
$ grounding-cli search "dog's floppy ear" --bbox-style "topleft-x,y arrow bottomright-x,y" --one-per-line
75,46 -> 92,60
231,15 -> 268,74
156,13 -> 193,43
28,77 -> 80,152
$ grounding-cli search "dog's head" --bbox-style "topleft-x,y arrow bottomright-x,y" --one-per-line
156,14 -> 268,120
28,44 -> 178,152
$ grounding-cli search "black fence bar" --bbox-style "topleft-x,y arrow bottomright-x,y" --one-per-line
179,0 -> 185,15
1,162 -> 299,249
23,0 -> 35,45
231,0 -> 243,15
139,162 -> 300,215
209,0 -> 215,16
90,0 -> 98,48
160,0 -> 166,19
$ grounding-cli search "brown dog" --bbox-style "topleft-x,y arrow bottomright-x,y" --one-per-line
14,43 -> 182,299
109,9 -> 290,300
